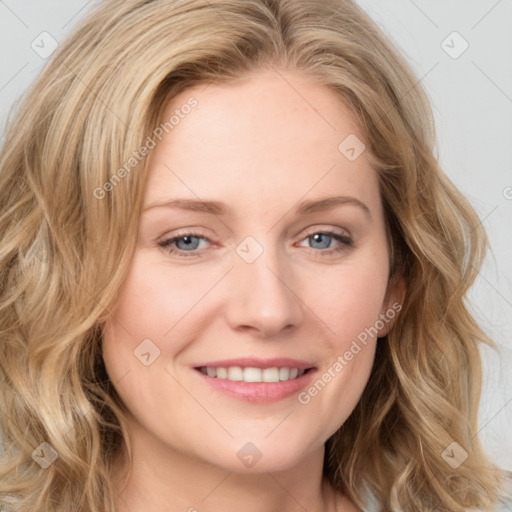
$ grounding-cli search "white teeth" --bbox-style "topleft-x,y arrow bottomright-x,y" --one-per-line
262,367 -> 280,382
243,367 -> 262,382
199,366 -> 307,382
227,366 -> 244,381
279,367 -> 290,381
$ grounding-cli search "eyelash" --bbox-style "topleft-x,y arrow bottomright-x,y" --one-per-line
157,229 -> 354,259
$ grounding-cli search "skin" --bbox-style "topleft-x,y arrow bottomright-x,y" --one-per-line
102,67 -> 405,512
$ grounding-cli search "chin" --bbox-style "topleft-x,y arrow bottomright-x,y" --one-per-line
197,433 -> 320,474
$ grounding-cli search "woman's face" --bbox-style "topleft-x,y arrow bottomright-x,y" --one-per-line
102,68 -> 402,473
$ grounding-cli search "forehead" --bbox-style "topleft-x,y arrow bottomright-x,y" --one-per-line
143,68 -> 381,216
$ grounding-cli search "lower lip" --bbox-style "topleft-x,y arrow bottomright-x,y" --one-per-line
194,369 -> 317,403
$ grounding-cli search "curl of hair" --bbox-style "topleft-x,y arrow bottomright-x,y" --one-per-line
0,0 -> 505,510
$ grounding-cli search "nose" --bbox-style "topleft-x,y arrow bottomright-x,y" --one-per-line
224,245 -> 304,339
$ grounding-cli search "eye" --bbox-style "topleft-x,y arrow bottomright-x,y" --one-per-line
297,229 -> 353,256
158,232 -> 211,258
157,228 -> 354,259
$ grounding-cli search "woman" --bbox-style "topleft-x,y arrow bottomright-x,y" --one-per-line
0,0 -> 506,510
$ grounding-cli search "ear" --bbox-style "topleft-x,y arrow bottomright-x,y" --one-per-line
376,273 -> 406,338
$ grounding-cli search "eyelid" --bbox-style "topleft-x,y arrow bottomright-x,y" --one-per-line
295,227 -> 354,254
157,225 -> 354,259
157,229 -> 214,249
157,227 -> 215,243
157,225 -> 351,245
300,225 -> 351,239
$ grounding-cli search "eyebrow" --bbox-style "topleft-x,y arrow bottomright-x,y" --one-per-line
142,195 -> 371,218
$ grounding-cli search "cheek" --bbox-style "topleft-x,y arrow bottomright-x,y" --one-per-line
102,252 -> 206,352
100,255 -> 177,383
307,262 -> 389,344
295,268 -> 385,436
294,262 -> 387,418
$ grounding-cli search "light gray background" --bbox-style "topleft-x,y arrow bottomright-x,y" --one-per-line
1,1 -> 511,471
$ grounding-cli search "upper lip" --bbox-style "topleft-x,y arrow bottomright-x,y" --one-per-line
194,357 -> 315,370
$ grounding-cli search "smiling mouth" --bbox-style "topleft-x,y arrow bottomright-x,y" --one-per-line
195,366 -> 313,383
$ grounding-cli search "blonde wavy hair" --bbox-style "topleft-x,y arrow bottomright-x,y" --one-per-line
0,0 -> 505,510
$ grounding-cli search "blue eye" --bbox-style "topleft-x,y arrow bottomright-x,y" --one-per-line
158,233 -> 207,258
157,230 -> 353,259
299,231 -> 353,255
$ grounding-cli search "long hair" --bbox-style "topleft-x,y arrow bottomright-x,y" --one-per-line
0,0 -> 505,510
